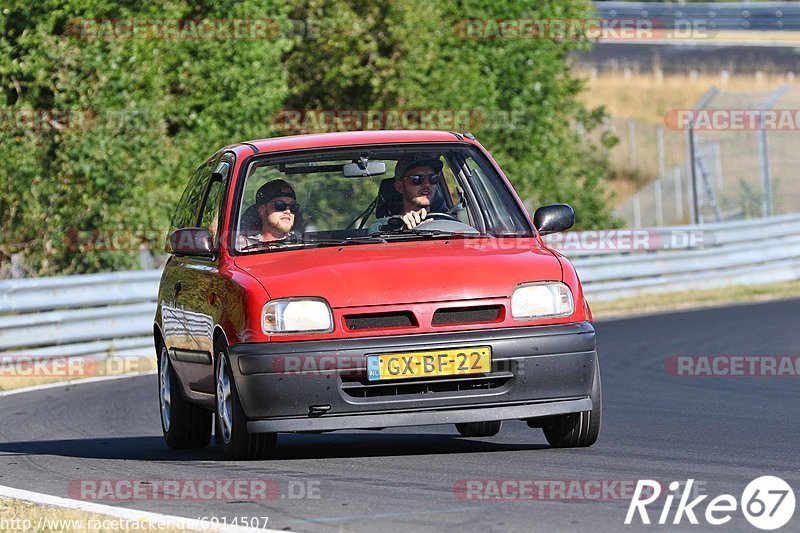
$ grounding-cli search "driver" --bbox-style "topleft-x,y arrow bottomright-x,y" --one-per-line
238,179 -> 299,248
371,157 -> 444,231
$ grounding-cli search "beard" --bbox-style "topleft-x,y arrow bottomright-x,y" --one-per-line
409,193 -> 431,210
266,215 -> 294,236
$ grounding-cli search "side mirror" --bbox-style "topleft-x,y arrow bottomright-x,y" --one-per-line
169,228 -> 213,256
533,204 -> 575,235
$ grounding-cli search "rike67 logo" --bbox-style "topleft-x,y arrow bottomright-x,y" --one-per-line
626,477 -> 795,530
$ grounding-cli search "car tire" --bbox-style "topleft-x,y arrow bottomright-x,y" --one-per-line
455,420 -> 502,437
542,356 -> 602,448
157,343 -> 212,449
214,340 -> 277,460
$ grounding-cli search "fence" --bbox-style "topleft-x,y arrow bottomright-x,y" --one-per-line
565,213 -> 800,301
613,85 -> 800,228
2,214 -> 800,358
608,117 -> 691,227
595,2 -> 800,32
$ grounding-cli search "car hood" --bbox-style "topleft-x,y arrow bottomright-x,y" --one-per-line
234,238 -> 562,308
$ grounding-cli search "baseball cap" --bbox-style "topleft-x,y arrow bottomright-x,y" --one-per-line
394,155 -> 444,180
256,179 -> 296,205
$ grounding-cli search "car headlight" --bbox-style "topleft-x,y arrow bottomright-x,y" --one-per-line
511,282 -> 574,319
262,298 -> 333,333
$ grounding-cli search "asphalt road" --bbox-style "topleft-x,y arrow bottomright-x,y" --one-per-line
1,299 -> 798,532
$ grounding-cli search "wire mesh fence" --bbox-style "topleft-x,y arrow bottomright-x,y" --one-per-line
613,85 -> 800,227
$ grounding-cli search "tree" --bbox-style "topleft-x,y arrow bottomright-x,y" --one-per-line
1,0 -> 619,277
283,0 -> 619,229
0,0 -> 290,275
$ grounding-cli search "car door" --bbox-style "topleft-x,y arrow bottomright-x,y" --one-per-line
171,155 -> 233,394
161,159 -> 215,375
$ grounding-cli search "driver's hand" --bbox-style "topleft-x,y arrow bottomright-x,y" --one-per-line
401,208 -> 428,229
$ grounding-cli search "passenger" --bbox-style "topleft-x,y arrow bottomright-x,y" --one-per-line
238,179 -> 299,248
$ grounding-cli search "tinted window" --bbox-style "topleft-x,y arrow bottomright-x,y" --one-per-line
172,162 -> 212,229
198,162 -> 230,246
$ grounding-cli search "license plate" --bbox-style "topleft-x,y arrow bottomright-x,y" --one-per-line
367,346 -> 491,381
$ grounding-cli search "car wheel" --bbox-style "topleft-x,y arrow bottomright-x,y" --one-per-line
542,356 -> 602,448
158,343 -> 212,449
455,420 -> 502,437
214,340 -> 277,460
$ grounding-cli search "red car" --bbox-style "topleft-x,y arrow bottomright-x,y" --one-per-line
155,130 -> 601,460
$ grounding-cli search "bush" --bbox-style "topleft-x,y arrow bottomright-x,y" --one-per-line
1,0 -> 618,277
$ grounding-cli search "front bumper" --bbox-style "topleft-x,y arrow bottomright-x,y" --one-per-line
229,322 -> 597,433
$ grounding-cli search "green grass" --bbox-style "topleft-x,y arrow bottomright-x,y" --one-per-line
591,279 -> 800,320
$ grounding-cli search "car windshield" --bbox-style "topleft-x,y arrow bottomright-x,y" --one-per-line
233,143 -> 532,253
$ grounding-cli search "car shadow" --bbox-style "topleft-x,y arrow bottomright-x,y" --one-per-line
0,432 -> 549,462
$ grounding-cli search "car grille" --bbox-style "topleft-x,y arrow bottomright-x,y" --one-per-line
432,305 -> 502,326
340,371 -> 513,399
344,311 -> 418,330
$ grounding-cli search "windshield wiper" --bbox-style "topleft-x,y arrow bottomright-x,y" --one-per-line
304,236 -> 388,246
240,239 -> 303,252
242,235 -> 388,252
369,228 -> 480,240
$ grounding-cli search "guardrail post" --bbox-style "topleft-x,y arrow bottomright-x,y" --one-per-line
139,243 -> 153,270
758,127 -> 772,218
627,119 -> 637,169
757,85 -> 789,218
654,178 -> 663,227
688,125 -> 700,224
673,166 -> 683,221
11,253 -> 25,279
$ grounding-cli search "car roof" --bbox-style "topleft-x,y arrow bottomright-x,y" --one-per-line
242,130 -> 469,154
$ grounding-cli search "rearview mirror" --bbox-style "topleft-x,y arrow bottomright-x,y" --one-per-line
169,228 -> 213,256
533,204 -> 575,235
343,161 -> 386,177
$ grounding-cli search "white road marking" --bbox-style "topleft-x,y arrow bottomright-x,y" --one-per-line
0,371 -> 157,398
0,484 -> 281,532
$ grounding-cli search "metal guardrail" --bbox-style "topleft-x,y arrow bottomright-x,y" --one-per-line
2,214 -> 799,357
561,213 -> 800,301
0,271 -> 160,358
595,2 -> 800,32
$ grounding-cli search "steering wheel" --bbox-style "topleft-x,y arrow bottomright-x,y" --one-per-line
423,212 -> 459,222
384,211 -> 461,231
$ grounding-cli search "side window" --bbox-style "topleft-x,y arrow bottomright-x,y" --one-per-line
441,159 -> 474,227
462,155 -> 529,234
172,162 -> 213,230
199,161 -> 231,246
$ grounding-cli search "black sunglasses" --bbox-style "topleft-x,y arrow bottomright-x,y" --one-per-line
404,173 -> 442,186
271,200 -> 300,213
